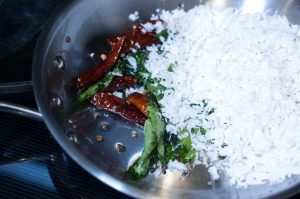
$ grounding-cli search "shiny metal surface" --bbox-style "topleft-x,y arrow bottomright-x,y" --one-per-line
0,81 -> 33,94
31,0 -> 300,198
0,101 -> 42,121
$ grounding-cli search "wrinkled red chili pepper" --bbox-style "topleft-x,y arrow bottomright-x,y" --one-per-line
75,36 -> 125,91
102,75 -> 136,92
109,20 -> 163,54
91,92 -> 147,125
127,92 -> 148,116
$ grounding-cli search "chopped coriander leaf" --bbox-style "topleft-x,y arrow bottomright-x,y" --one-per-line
218,155 -> 226,160
118,49 -> 165,102
135,50 -> 149,66
185,148 -> 197,161
191,128 -> 199,134
156,29 -> 169,41
208,108 -> 215,115
190,103 -> 201,106
167,64 -> 174,72
116,50 -> 149,78
178,135 -> 197,163
181,136 -> 192,149
189,127 -> 207,135
179,128 -> 188,134
207,139 -> 215,144
202,99 -> 208,107
146,80 -> 165,101
200,127 -> 207,135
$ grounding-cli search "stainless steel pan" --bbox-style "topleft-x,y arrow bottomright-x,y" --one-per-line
1,0 -> 300,198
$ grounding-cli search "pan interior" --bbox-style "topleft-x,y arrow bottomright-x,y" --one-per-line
33,0 -> 300,198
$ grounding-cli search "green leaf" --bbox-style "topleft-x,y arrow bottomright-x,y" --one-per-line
179,128 -> 188,135
128,104 -> 165,179
127,157 -> 150,179
190,127 -> 206,135
167,64 -> 174,72
77,74 -> 114,102
177,147 -> 187,163
142,119 -> 159,158
178,135 -> 197,163
207,139 -> 215,144
146,81 -> 165,101
135,50 -> 149,67
77,57 -> 126,102
202,99 -> 208,107
115,50 -> 149,79
218,155 -> 226,160
191,128 -> 199,134
164,146 -> 177,162
200,127 -> 207,135
180,136 -> 192,150
208,108 -> 215,115
184,148 -> 197,162
157,137 -> 164,157
119,49 -> 165,102
156,29 -> 169,41
147,104 -> 165,141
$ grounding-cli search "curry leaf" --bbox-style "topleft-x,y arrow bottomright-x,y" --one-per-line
128,104 -> 165,179
77,74 -> 114,102
77,59 -> 125,102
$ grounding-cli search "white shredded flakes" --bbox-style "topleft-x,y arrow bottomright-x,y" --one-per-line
125,87 -> 145,97
128,11 -> 139,21
135,43 -> 141,49
112,91 -> 123,98
111,71 -> 123,77
208,166 -> 219,180
88,52 -> 95,58
144,5 -> 300,187
141,21 -> 165,33
152,162 -> 163,178
127,56 -> 137,71
142,22 -> 155,33
167,160 -> 187,172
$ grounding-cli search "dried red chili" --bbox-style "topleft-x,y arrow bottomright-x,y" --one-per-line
127,92 -> 148,116
116,20 -> 163,54
74,20 -> 164,92
75,36 -> 125,91
91,92 -> 146,125
103,75 -> 136,92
